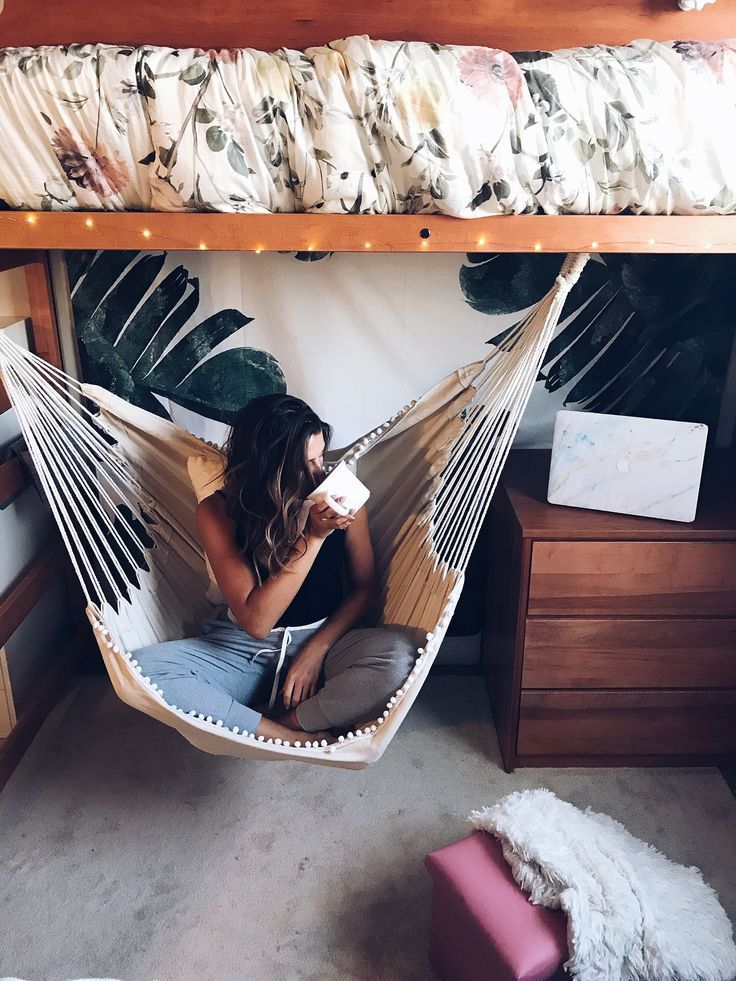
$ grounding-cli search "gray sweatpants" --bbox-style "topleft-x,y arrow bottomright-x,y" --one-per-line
134,617 -> 418,735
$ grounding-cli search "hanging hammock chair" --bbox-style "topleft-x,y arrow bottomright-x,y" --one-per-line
0,253 -> 588,769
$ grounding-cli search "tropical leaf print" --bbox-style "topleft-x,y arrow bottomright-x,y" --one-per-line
460,252 -> 736,435
68,250 -> 286,424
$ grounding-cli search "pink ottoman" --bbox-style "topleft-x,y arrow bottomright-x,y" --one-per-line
425,831 -> 568,981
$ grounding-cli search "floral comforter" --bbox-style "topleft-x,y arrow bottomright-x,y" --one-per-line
0,36 -> 734,215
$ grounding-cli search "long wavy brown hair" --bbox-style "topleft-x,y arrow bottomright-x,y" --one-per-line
222,393 -> 333,579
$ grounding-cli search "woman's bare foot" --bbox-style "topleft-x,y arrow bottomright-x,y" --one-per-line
271,707 -> 305,730
255,717 -> 334,744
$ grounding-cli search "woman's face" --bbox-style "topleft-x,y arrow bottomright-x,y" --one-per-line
306,431 -> 326,488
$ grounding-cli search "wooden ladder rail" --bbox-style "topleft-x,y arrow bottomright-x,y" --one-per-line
0,248 -> 87,792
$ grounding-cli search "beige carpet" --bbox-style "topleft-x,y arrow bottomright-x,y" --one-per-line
1,675 -> 734,981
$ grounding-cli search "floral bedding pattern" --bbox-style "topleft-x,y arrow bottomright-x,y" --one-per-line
0,36 -> 734,216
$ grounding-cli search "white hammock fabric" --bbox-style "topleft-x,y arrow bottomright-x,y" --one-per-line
0,253 -> 588,768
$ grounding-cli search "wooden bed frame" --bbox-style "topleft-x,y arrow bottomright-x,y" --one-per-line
0,251 -> 94,791
0,0 -> 735,253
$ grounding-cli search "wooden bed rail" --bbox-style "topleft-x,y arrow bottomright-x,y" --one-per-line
1,213 -> 735,254
0,0 -> 732,50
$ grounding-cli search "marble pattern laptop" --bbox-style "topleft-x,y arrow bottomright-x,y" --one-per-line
547,410 -> 708,522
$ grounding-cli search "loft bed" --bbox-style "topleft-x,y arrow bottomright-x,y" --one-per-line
0,0 -> 734,253
0,0 -> 735,775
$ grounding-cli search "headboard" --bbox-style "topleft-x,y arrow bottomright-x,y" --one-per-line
0,0 -> 732,51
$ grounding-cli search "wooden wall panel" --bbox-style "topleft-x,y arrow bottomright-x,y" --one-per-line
0,457 -> 25,507
0,649 -> 16,738
0,0 -> 733,50
0,543 -> 67,649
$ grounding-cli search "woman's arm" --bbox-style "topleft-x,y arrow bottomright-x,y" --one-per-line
281,506 -> 378,710
196,493 -> 352,640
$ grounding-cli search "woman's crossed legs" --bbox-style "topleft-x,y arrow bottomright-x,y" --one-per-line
134,619 -> 418,740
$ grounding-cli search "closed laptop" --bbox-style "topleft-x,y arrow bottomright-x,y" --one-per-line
547,410 -> 708,522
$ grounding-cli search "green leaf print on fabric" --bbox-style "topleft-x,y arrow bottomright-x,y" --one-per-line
155,348 -> 286,423
206,126 -> 228,152
227,142 -> 255,177
180,64 -> 208,86
460,252 -> 736,435
523,70 -> 563,116
460,252 -> 604,316
68,250 -> 286,424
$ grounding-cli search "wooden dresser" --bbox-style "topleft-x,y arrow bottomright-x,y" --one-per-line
483,449 -> 736,771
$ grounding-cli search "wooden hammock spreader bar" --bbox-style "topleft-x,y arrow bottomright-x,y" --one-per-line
1,213 -> 735,254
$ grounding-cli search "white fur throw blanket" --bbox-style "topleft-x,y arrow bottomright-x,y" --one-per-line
470,789 -> 736,981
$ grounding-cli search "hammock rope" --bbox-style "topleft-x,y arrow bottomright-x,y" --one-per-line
0,252 -> 588,768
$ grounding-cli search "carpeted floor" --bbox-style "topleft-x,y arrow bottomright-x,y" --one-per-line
1,675 -> 735,981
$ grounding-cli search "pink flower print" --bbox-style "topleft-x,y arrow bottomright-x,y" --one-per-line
459,48 -> 524,107
195,48 -> 241,64
51,128 -> 129,197
675,40 -> 736,83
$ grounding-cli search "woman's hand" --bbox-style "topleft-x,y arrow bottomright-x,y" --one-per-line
307,496 -> 355,540
282,643 -> 326,710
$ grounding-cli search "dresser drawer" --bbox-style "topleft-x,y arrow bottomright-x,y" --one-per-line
518,690 -> 736,758
522,618 -> 736,689
528,541 -> 736,617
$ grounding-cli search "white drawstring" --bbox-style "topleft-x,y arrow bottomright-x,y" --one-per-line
252,617 -> 328,713
265,627 -> 292,711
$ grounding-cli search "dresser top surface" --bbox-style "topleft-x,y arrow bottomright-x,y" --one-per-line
499,449 -> 736,541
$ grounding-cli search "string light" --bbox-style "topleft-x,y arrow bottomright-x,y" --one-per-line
704,242 -> 712,249
26,214 -> 37,224
534,242 -> 542,251
254,247 -> 263,254
307,244 -> 314,252
591,240 -> 598,249
477,237 -> 486,246
85,218 -> 94,228
198,242 -> 207,250
142,229 -> 152,239
364,242 -> 372,249
648,238 -> 656,245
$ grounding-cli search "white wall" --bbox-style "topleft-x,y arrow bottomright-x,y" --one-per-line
155,251 -> 569,449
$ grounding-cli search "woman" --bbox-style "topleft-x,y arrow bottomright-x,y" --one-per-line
135,394 -> 417,745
